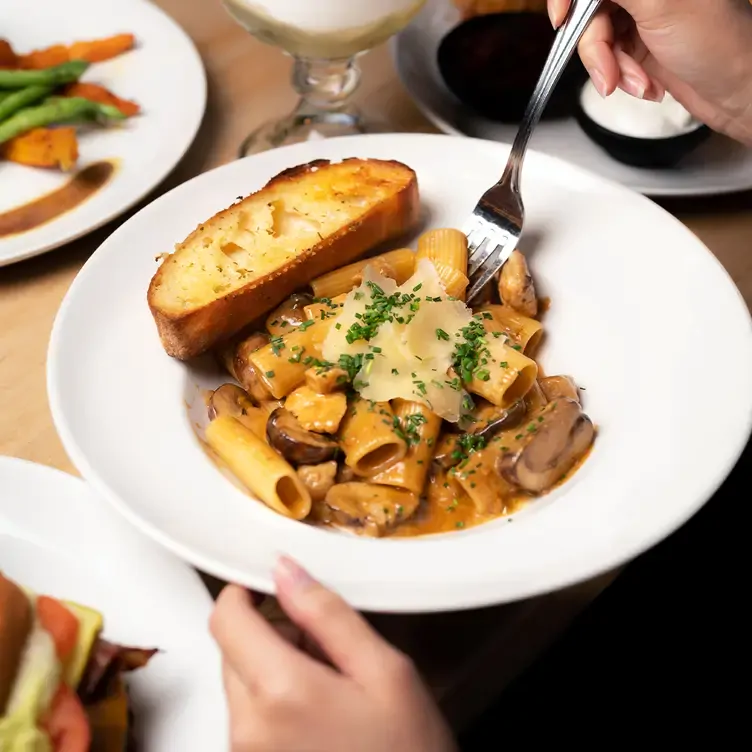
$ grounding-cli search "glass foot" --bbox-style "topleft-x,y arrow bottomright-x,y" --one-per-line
239,109 -> 389,158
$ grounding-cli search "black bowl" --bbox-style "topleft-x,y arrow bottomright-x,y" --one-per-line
575,94 -> 711,169
438,13 -> 586,123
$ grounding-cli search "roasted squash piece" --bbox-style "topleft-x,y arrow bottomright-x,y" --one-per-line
2,127 -> 79,171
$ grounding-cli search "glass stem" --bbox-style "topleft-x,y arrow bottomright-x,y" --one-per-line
291,56 -> 361,115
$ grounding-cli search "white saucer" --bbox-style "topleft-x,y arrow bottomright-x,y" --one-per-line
0,0 -> 206,266
0,457 -> 227,751
392,0 -> 752,197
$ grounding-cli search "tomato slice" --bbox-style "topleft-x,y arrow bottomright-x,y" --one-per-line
36,596 -> 79,661
44,683 -> 91,752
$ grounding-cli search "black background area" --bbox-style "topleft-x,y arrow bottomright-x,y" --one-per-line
460,435 -> 750,747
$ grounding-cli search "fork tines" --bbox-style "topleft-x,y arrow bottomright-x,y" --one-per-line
463,211 -> 521,303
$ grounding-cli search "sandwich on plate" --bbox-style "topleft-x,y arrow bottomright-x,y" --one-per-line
0,573 -> 156,751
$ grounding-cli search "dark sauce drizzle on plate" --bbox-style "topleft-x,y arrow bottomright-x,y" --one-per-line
0,160 -> 116,239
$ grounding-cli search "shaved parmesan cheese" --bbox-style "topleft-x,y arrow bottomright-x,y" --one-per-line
322,258 -> 474,421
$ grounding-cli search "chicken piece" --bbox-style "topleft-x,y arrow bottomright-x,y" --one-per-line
324,483 -> 419,537
305,366 -> 349,394
297,461 -> 337,502
285,385 -> 347,434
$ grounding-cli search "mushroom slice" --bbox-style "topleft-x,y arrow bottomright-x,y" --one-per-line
297,461 -> 338,503
539,375 -> 580,404
265,293 -> 314,336
498,249 -> 538,318
208,384 -> 268,439
497,398 -> 594,493
324,483 -> 419,537
432,433 -> 462,470
335,463 -> 357,484
266,408 -> 338,465
525,380 -> 548,413
217,331 -> 272,403
471,399 -> 527,442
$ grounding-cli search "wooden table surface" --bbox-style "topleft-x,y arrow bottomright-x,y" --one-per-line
2,0 -> 751,733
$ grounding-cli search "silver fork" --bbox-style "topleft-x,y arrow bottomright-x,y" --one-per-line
464,0 -> 603,303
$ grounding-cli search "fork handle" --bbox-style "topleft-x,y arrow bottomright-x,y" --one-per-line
502,0 -> 603,191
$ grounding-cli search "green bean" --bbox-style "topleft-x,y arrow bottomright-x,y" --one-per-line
0,60 -> 89,89
42,96 -> 125,122
0,97 -> 126,145
0,85 -> 54,122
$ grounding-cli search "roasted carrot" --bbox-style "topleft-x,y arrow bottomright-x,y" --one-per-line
1,127 -> 79,171
63,82 -> 139,117
17,44 -> 68,70
18,34 -> 135,69
0,39 -> 18,69
68,33 -> 135,63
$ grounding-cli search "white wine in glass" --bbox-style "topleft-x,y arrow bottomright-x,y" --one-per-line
222,0 -> 426,156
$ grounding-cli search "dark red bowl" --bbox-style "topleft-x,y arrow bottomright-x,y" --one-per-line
438,12 -> 586,123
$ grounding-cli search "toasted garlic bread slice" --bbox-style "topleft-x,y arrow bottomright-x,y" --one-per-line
148,158 -> 419,359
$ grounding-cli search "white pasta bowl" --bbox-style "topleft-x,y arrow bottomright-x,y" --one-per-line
47,134 -> 752,613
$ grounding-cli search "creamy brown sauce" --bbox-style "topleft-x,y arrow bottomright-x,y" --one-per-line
0,160 -> 115,239
194,364 -> 594,538
193,405 -> 591,538
192,265 -> 594,539
391,438 -> 594,538
390,490 -> 526,537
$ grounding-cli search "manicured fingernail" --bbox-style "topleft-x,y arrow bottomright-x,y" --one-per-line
548,1 -> 557,27
622,74 -> 646,99
644,89 -> 665,103
589,69 -> 608,98
645,82 -> 666,103
276,556 -> 315,591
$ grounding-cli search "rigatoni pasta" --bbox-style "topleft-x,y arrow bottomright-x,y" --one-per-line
248,318 -> 334,399
433,263 -> 469,300
202,224 -> 595,538
416,228 -> 468,274
416,229 -> 470,300
310,249 -> 415,299
205,415 -> 311,520
303,294 -> 346,322
371,400 -> 442,494
479,304 -> 543,354
465,335 -> 538,407
449,443 -> 510,516
338,398 -> 408,476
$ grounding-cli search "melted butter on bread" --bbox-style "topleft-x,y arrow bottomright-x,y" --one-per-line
148,158 -> 419,359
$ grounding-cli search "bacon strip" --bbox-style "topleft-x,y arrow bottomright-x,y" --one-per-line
78,639 -> 158,703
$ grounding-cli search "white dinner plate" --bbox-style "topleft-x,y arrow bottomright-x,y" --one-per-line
0,0 -> 205,267
0,457 -> 227,750
392,0 -> 752,197
47,133 -> 752,613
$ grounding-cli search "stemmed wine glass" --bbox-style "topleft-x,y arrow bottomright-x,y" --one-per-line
222,0 -> 427,156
